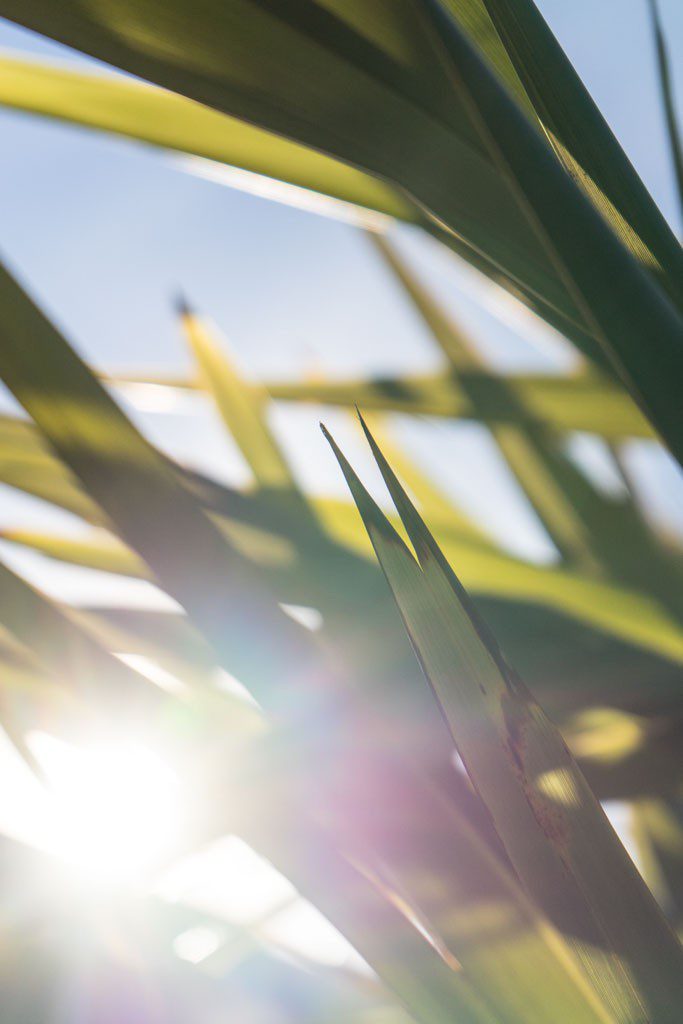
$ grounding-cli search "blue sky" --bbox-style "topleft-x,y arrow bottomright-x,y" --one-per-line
0,1 -> 681,579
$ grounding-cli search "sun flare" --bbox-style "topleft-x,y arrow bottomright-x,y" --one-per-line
27,731 -> 182,884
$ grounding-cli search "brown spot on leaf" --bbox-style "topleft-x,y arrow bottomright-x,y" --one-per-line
501,692 -> 569,851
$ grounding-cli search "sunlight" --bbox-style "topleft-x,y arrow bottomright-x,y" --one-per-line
173,925 -> 226,965
177,154 -> 391,230
261,897 -> 370,972
155,835 -> 296,923
157,835 -> 371,975
27,731 -> 182,884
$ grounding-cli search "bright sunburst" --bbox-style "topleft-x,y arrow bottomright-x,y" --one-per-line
27,731 -> 182,884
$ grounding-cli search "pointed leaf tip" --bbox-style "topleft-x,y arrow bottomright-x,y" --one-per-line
320,421 -> 350,472
322,425 -> 419,564
319,421 -> 337,451
173,291 -> 193,319
357,409 -> 377,449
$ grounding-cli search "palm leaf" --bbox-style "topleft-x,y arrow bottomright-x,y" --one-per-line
2,413 -> 683,671
239,371 -> 654,440
176,297 -> 303,497
475,0 -> 683,309
632,799 -> 683,930
370,232 -> 602,572
0,557 -> 170,722
0,51 -> 414,223
645,0 -> 683,223
0,254 -> 612,1023
0,0 -> 607,358
0,258 -> 323,718
370,232 -> 683,616
107,365 -> 655,445
324,414 -> 683,1021
418,0 -> 683,467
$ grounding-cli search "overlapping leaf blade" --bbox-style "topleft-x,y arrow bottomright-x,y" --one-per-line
324,415 -> 683,1021
418,0 -> 683,466
0,253 -> 614,1024
0,258 -> 327,721
368,233 -> 683,618
3,0 -> 683,401
0,0 -> 602,356
176,298 -> 303,497
0,51 -> 413,223
109,363 -> 655,440
645,0 -> 683,222
2,410 -> 682,671
474,0 -> 683,309
0,4 -> 681,1020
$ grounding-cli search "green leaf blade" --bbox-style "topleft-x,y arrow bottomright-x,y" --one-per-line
325,418 -> 683,1022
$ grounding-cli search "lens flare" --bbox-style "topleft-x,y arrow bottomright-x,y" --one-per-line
27,731 -> 181,884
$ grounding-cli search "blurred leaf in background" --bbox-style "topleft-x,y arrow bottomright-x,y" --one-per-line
0,1 -> 680,1022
